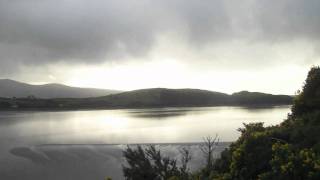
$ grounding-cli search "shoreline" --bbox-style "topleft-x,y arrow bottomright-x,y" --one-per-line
0,103 -> 292,112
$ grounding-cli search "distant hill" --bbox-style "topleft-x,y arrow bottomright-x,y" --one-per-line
0,86 -> 293,109
0,79 -> 121,98
96,88 -> 232,107
90,88 -> 292,107
231,91 -> 293,105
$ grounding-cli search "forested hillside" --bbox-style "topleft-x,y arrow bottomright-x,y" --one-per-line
0,88 -> 292,110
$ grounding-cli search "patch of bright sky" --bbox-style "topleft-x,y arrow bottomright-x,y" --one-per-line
57,60 -> 307,95
24,35 -> 318,95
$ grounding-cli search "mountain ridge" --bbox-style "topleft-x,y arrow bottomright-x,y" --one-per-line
0,79 -> 121,98
93,88 -> 292,107
0,79 -> 293,110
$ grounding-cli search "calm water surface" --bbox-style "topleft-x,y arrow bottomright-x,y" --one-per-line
0,106 -> 290,146
0,106 -> 291,179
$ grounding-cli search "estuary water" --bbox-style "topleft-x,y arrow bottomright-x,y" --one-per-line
0,106 -> 290,179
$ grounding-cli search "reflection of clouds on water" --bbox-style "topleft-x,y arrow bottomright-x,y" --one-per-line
7,143 -> 229,180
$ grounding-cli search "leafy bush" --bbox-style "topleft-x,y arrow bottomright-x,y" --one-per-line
259,143 -> 320,180
122,145 -> 191,180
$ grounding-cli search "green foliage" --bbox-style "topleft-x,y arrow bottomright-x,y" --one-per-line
122,145 -> 191,180
122,136 -> 221,180
286,111 -> 320,149
229,125 -> 272,179
212,147 -> 232,175
292,66 -> 320,117
259,143 -> 320,180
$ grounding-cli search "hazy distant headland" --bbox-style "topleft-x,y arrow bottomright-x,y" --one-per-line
0,79 -> 292,110
0,79 -> 121,98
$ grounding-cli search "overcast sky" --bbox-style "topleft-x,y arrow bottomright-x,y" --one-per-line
0,0 -> 319,94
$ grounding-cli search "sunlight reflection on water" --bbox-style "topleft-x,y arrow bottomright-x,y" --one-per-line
0,106 -> 290,146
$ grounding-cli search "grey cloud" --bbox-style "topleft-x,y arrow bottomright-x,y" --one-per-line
254,0 -> 320,42
0,0 -> 319,74
0,1 -> 159,62
0,0 -> 230,72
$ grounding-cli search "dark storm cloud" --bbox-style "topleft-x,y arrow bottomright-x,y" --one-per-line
0,0 -> 319,74
0,0 -> 161,65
